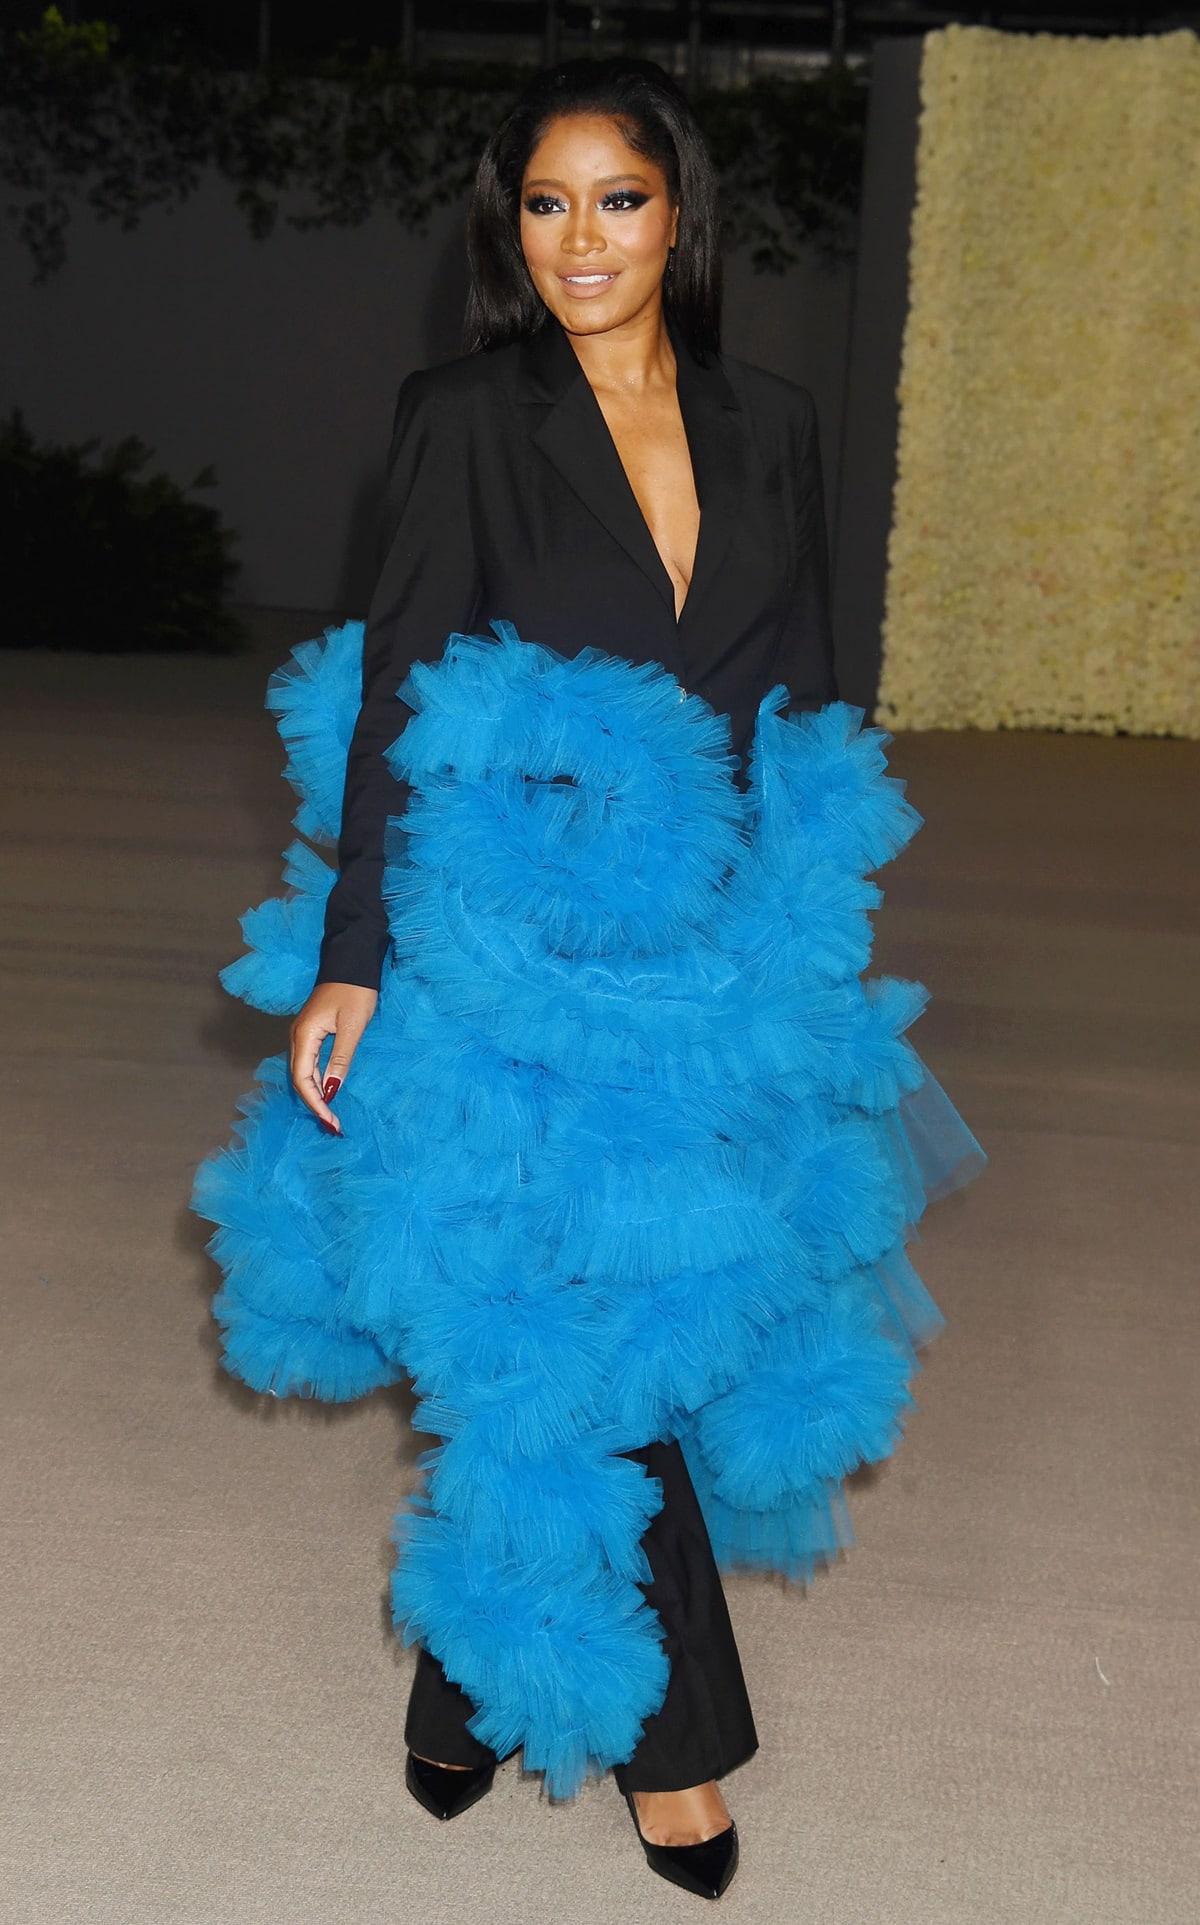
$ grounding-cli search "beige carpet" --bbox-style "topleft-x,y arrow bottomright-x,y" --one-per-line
2,613 -> 1196,1925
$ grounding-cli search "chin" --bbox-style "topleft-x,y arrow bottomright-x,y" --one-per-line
548,294 -> 663,337
559,308 -> 625,335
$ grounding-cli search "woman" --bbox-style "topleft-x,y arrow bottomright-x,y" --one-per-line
195,57 -> 981,1904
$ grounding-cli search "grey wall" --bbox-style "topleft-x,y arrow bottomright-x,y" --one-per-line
1,181 -> 853,616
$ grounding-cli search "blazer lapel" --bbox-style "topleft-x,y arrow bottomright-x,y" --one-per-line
517,320 -> 747,629
519,325 -> 676,613
673,336 -> 745,632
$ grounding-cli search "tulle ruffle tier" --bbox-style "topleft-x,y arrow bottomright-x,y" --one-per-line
193,618 -> 983,1796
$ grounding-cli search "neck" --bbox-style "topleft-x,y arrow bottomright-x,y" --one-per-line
563,302 -> 676,397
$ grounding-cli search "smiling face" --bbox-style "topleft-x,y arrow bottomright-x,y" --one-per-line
519,112 -> 679,340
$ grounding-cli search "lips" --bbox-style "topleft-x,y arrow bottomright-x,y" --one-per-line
559,271 -> 618,298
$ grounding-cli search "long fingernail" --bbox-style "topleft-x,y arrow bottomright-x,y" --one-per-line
323,1077 -> 342,1101
320,1120 -> 342,1137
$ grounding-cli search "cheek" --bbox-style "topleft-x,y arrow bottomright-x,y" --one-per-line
626,213 -> 673,268
519,217 -> 551,277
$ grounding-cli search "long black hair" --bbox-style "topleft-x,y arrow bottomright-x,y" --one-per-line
464,57 -> 722,363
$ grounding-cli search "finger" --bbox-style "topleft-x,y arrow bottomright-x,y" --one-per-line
322,1012 -> 370,1099
290,1014 -> 339,1129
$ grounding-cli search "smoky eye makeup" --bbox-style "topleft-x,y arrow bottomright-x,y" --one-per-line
521,187 -> 654,216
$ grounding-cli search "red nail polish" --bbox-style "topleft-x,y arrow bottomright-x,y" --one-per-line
320,1120 -> 341,1137
323,1077 -> 342,1101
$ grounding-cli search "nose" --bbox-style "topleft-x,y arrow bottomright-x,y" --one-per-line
561,204 -> 605,258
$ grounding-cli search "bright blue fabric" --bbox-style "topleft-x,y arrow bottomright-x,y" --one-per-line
192,619 -> 984,1795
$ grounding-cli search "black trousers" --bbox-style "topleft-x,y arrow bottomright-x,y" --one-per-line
404,1439 -> 758,1793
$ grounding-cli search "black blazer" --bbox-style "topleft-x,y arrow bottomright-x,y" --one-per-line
318,320 -> 837,989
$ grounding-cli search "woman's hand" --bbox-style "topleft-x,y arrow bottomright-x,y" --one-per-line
289,981 -> 379,1134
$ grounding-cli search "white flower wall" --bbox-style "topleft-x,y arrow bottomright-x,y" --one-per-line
877,25 -> 1200,737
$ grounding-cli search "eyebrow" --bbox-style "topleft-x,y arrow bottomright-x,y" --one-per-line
523,173 -> 653,189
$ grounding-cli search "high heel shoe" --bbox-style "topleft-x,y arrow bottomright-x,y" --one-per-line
405,1751 -> 495,1821
624,1792 -> 739,1900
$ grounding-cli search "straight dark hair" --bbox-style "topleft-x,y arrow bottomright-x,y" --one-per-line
464,57 -> 722,363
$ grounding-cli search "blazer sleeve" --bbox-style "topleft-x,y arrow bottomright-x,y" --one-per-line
780,389 -> 839,713
316,373 -> 482,990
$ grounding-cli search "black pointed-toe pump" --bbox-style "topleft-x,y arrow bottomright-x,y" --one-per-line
405,1751 -> 496,1821
624,1793 -> 739,1901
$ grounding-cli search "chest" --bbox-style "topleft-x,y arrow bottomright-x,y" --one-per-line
593,390 -> 701,611
468,380 -> 796,692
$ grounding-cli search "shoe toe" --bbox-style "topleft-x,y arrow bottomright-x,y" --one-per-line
630,1803 -> 738,1902
405,1752 -> 495,1821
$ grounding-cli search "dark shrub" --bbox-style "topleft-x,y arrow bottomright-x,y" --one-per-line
0,410 -> 242,652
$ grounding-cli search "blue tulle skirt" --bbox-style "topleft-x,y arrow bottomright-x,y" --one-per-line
193,619 -> 984,1796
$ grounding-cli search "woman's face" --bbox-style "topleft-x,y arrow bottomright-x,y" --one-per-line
519,112 -> 679,339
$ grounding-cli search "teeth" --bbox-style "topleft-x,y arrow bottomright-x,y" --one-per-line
566,275 -> 612,284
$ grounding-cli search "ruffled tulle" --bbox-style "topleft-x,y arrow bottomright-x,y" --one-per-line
192,617 -> 984,1795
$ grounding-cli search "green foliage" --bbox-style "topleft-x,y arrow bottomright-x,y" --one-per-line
1,411 -> 242,652
0,13 -> 867,280
16,4 -> 115,59
697,68 -> 868,272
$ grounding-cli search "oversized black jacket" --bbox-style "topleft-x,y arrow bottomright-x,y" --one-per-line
318,319 -> 837,989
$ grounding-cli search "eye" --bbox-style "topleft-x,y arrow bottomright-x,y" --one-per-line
523,193 -> 565,216
601,190 -> 650,212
